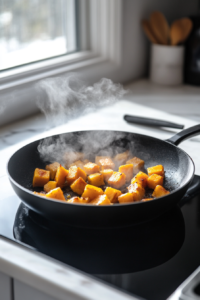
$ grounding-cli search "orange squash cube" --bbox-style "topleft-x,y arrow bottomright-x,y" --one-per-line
33,168 -> 50,187
147,174 -> 163,189
66,166 -> 87,185
70,177 -> 87,195
88,173 -> 105,187
100,169 -> 114,182
82,184 -> 104,200
147,165 -> 164,177
152,185 -> 170,198
55,165 -> 69,188
46,187 -> 66,201
126,157 -> 144,174
90,195 -> 111,205
44,181 -> 57,193
69,160 -> 85,170
119,164 -> 133,182
127,183 -> 145,202
84,162 -> 100,175
46,162 -> 60,180
142,198 -> 154,202
68,196 -> 90,204
114,150 -> 130,167
95,156 -> 115,170
118,193 -> 134,203
104,187 -> 122,203
108,172 -> 126,189
131,171 -> 149,188
63,152 -> 85,168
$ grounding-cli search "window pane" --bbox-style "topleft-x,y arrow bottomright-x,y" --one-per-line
0,0 -> 77,71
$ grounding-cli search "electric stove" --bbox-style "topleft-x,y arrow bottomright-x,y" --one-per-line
1,175 -> 200,300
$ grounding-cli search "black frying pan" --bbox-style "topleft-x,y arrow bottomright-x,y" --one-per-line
7,125 -> 200,228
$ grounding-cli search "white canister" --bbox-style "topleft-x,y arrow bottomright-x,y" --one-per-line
150,44 -> 185,86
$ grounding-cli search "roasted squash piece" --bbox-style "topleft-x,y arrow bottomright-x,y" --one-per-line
108,172 -> 126,189
131,171 -> 149,188
147,174 -> 163,189
55,165 -> 69,188
46,162 -> 60,180
69,160 -> 85,170
33,168 -> 50,187
68,196 -> 90,204
147,165 -> 164,177
142,198 -> 154,202
88,173 -> 105,187
82,184 -> 104,200
152,185 -> 170,198
127,182 -> 145,202
46,187 -> 66,201
63,152 -> 85,168
119,164 -> 133,182
100,169 -> 114,182
118,193 -> 134,203
114,150 -> 130,167
104,187 -> 122,203
84,162 -> 100,175
95,156 -> 115,170
44,181 -> 57,193
90,194 -> 111,205
70,177 -> 87,195
126,157 -> 144,174
66,166 -> 87,185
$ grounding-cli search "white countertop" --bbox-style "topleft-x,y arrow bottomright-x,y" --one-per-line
0,83 -> 200,300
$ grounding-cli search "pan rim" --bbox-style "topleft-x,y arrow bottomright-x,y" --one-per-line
7,129 -> 195,207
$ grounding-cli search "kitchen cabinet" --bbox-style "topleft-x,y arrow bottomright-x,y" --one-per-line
0,272 -> 12,300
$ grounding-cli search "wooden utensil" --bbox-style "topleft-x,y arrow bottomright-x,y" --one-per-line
141,20 -> 159,44
170,18 -> 193,46
150,11 -> 170,45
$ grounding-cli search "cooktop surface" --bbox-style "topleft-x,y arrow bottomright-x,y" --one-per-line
1,175 -> 200,300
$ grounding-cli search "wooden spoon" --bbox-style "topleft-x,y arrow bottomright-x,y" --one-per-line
150,11 -> 170,45
141,20 -> 159,44
170,18 -> 193,46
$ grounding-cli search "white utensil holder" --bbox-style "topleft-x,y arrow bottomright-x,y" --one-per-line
150,44 -> 185,86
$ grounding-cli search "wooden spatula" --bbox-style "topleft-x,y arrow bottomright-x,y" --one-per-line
170,18 -> 193,46
141,20 -> 159,44
150,11 -> 170,45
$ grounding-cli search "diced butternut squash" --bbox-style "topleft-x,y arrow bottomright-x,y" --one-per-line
68,196 -> 90,204
66,166 -> 87,185
127,183 -> 145,202
46,162 -> 60,180
118,193 -> 134,203
114,151 -> 130,167
95,156 -> 115,170
84,162 -> 100,175
108,172 -> 126,189
55,165 -> 69,188
63,152 -> 85,168
44,181 -> 57,193
100,169 -> 114,182
33,168 -> 50,187
119,164 -> 133,182
90,194 -> 111,205
147,174 -> 163,189
147,165 -> 164,177
131,171 -> 149,188
46,187 -> 66,201
126,157 -> 144,174
69,160 -> 84,170
104,187 -> 122,203
142,198 -> 154,202
70,177 -> 87,195
33,191 -> 46,197
152,185 -> 170,198
88,173 -> 105,187
82,184 -> 104,200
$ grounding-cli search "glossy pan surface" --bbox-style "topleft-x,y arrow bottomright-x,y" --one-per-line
7,126 -> 200,228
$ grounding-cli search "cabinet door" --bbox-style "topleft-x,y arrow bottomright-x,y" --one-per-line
0,272 -> 12,300
14,279 -> 59,300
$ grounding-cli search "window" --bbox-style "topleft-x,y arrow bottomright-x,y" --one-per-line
0,0 -> 77,71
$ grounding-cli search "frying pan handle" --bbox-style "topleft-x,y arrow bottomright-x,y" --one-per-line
166,124 -> 200,146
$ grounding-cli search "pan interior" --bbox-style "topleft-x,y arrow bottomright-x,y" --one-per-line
8,130 -> 194,194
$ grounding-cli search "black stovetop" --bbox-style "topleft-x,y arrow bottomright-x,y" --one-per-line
1,175 -> 200,300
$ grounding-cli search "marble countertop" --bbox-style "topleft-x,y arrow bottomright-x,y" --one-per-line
0,82 -> 200,299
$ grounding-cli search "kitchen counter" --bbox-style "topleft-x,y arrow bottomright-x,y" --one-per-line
0,83 -> 200,300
